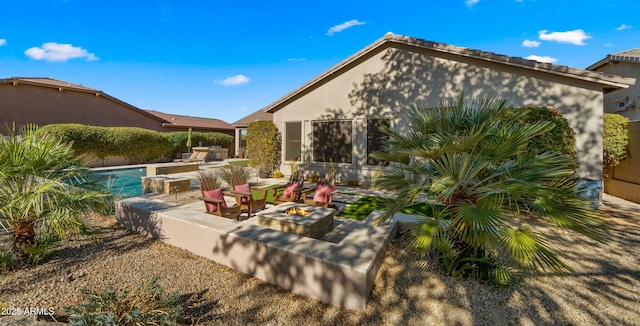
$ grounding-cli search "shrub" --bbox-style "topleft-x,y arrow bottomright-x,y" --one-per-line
510,106 -> 576,158
36,124 -> 175,163
603,113 -> 630,175
246,121 -> 281,173
273,170 -> 284,178
164,131 -> 234,155
66,276 -> 182,326
0,250 -> 13,272
217,165 -> 253,188
23,234 -> 58,265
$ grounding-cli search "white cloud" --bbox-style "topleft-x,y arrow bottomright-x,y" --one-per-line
218,74 -> 250,86
287,57 -> 306,62
522,39 -> 540,48
24,42 -> 98,62
526,55 -> 558,63
616,24 -> 632,31
465,0 -> 480,6
538,29 -> 590,45
326,19 -> 366,36
0,39 -> 6,46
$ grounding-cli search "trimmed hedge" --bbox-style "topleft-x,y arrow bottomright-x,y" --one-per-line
603,113 -> 630,174
509,106 -> 576,159
36,124 -> 234,163
163,131 -> 233,155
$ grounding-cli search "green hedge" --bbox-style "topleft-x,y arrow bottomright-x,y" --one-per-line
35,124 -> 164,163
163,131 -> 234,155
508,106 -> 576,158
603,113 -> 630,174
36,124 -> 234,163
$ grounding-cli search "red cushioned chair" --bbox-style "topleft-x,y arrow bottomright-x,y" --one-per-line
272,171 -> 306,205
300,174 -> 337,208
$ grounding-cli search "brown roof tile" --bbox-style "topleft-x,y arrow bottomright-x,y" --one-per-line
231,109 -> 273,127
146,110 -> 234,131
264,33 -> 636,113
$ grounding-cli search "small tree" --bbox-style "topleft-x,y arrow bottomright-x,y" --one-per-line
372,95 -> 605,285
0,127 -> 103,268
603,113 -> 630,176
246,121 -> 281,175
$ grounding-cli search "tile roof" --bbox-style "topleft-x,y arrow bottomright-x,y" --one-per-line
1,77 -> 167,123
264,33 -> 636,113
231,109 -> 273,127
145,110 -> 234,130
587,48 -> 640,71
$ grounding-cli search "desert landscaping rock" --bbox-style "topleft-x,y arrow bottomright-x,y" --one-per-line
0,196 -> 638,325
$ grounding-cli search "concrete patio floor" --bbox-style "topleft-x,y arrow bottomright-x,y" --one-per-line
115,185 -> 399,311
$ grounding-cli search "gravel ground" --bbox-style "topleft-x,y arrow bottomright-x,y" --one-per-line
1,195 -> 639,325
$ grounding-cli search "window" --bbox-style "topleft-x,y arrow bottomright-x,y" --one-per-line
285,122 -> 302,161
615,99 -> 627,111
367,119 -> 391,166
312,120 -> 352,163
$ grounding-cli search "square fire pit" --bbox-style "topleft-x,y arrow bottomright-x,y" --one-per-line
256,202 -> 334,239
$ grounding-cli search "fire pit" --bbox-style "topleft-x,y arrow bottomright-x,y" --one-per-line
285,207 -> 312,216
256,203 -> 334,239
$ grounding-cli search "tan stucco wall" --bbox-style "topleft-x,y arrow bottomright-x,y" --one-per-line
274,44 -> 604,181
595,61 -> 640,120
610,120 -> 640,183
0,83 -> 165,131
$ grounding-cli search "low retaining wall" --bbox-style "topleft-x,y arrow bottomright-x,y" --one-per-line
115,198 -> 396,311
604,178 -> 640,204
146,162 -> 200,176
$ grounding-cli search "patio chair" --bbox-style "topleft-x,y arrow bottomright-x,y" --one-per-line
229,171 -> 267,217
301,174 -> 337,208
198,171 -> 242,220
272,171 -> 306,205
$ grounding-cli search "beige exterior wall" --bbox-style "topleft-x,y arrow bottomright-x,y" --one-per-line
0,83 -> 165,131
598,61 -> 640,120
274,44 -> 604,182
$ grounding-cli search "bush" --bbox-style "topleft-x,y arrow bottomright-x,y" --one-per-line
164,131 -> 234,155
246,121 -> 281,173
217,165 -> 253,188
0,250 -> 13,272
510,106 -> 576,158
66,276 -> 182,326
36,124 -> 175,163
603,113 -> 630,175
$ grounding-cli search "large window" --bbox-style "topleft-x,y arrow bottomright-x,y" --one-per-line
285,122 -> 302,161
367,119 -> 391,166
313,120 -> 352,163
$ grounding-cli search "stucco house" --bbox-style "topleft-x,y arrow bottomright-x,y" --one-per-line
262,33 -> 635,200
587,49 -> 640,203
0,77 -> 234,135
587,48 -> 640,120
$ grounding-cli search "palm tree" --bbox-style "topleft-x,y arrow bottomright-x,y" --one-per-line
372,95 -> 606,284
0,127 -> 104,267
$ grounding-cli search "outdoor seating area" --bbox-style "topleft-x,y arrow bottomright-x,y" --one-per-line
116,185 -> 399,311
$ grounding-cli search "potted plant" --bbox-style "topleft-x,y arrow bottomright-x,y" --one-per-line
246,121 -> 281,178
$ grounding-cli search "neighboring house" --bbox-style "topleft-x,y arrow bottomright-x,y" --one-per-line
587,48 -> 640,120
262,33 -> 635,201
145,110 -> 234,135
231,109 -> 273,157
587,49 -> 640,203
0,77 -> 234,134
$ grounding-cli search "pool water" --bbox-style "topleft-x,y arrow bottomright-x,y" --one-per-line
90,167 -> 146,198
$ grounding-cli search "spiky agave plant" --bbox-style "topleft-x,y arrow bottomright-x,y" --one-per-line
372,94 -> 605,284
0,127 -> 104,268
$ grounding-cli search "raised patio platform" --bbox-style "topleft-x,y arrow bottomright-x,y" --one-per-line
146,162 -> 200,176
115,197 -> 397,311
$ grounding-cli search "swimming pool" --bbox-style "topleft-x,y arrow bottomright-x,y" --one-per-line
90,167 -> 147,198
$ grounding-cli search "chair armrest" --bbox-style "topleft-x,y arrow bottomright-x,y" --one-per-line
229,190 -> 251,197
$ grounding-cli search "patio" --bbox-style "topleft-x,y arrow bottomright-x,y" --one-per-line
115,185 -> 401,311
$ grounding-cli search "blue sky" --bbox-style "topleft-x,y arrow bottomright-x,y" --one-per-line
1,0 -> 638,123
